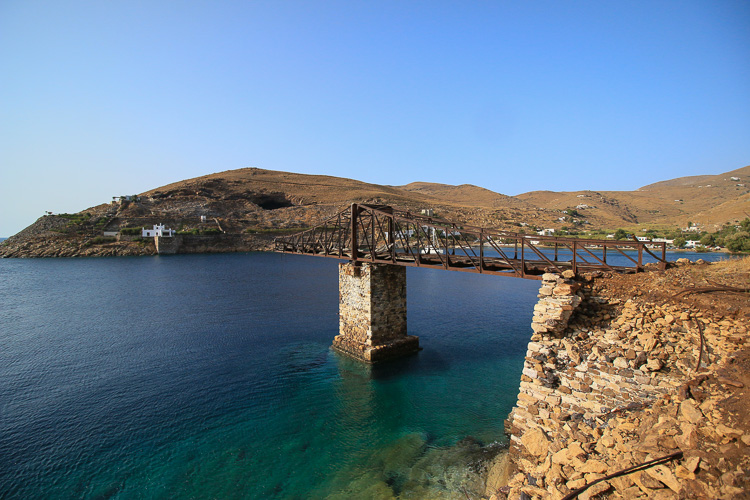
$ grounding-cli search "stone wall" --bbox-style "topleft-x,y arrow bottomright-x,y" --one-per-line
333,262 -> 419,363
496,270 -> 749,499
155,235 -> 181,254
531,271 -> 582,337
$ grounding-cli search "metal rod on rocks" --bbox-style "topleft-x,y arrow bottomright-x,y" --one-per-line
694,316 -> 705,372
560,451 -> 683,500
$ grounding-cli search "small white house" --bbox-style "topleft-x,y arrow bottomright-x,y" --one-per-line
537,228 -> 555,236
142,224 -> 175,238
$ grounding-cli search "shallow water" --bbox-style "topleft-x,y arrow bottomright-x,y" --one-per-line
0,250 -> 728,498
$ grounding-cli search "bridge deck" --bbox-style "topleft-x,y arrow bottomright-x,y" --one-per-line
274,204 -> 667,279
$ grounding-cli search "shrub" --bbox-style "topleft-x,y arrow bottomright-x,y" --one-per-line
84,236 -> 116,247
613,229 -> 629,240
120,227 -> 141,236
725,231 -> 750,253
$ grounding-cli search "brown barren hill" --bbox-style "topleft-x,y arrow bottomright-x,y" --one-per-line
516,165 -> 750,230
398,182 -> 531,209
2,164 -> 749,259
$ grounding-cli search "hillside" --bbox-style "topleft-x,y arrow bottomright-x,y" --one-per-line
517,165 -> 750,231
397,182 -> 530,210
1,165 -> 748,258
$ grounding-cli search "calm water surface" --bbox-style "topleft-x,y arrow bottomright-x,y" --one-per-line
0,251 -> 728,498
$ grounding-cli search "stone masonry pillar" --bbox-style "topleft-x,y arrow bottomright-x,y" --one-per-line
332,262 -> 419,363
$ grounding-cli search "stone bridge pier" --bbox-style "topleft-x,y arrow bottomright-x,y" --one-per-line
332,262 -> 420,363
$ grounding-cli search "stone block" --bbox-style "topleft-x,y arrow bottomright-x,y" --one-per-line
335,263 -> 418,363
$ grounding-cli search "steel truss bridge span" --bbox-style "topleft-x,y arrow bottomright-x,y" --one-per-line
273,204 -> 667,280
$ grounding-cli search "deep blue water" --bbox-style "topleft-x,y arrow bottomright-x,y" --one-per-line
0,250 -> 729,498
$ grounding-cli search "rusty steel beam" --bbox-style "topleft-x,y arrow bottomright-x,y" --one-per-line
273,204 -> 668,280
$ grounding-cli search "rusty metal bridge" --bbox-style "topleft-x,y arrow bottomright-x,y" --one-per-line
274,204 -> 667,280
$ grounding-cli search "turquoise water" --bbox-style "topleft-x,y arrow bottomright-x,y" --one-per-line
0,251 -> 729,498
0,253 -> 540,499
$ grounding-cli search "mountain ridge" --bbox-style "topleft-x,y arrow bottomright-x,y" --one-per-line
2,165 -> 748,258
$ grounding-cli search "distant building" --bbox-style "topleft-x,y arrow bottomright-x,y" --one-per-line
142,224 -> 175,238
537,228 -> 555,236
420,209 -> 434,217
200,215 -> 207,222
636,236 -> 650,242
113,195 -> 137,203
391,230 -> 415,239
730,176 -> 740,181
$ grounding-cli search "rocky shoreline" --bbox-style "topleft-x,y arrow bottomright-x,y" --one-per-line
483,258 -> 749,499
0,215 -> 276,258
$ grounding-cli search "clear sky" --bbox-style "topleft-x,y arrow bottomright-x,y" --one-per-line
1,1 -> 749,236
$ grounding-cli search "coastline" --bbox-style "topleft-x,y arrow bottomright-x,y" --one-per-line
0,230 -> 736,259
485,258 -> 749,499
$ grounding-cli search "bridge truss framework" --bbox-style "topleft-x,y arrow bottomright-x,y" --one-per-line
274,204 -> 667,280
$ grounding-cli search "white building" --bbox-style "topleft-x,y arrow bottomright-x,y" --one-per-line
391,230 -> 415,239
142,224 -> 175,238
537,228 -> 555,236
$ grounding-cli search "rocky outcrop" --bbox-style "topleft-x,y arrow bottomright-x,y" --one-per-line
491,264 -> 749,499
0,219 -> 276,258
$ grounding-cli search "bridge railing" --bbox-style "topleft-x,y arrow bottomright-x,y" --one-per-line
274,204 -> 667,279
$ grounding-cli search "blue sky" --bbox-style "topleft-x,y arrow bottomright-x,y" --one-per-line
1,1 -> 749,236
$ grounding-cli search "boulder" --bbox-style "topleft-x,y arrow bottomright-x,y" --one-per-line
520,428 -> 550,458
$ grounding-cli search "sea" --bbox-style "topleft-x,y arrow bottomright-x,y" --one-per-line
0,250 -> 730,499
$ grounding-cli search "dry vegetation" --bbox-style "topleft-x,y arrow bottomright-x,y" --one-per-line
3,165 -> 749,258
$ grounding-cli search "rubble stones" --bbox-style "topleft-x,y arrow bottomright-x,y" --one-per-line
495,266 -> 749,500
